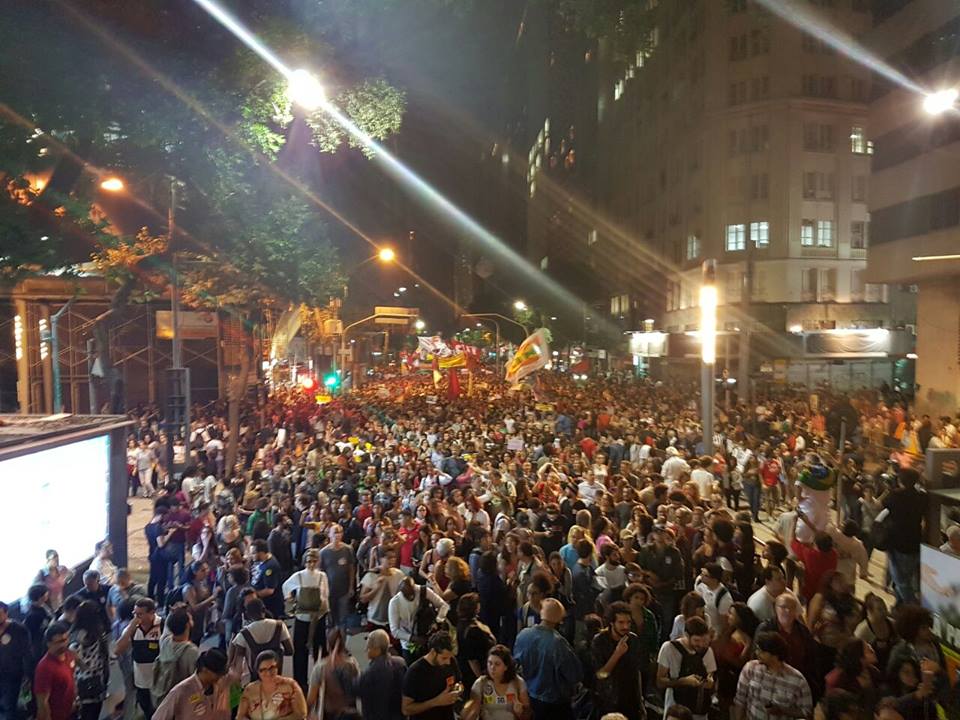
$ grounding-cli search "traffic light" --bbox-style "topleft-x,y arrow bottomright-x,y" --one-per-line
300,376 -> 317,391
323,371 -> 340,389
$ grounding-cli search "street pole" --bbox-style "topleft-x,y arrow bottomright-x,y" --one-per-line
49,296 -> 75,413
87,338 -> 97,413
169,180 -> 181,370
701,260 -> 718,456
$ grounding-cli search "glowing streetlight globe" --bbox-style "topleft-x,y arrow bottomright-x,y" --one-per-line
287,69 -> 326,111
414,320 -> 425,331
513,300 -> 527,311
923,88 -> 958,116
100,177 -> 125,192
378,247 -> 396,263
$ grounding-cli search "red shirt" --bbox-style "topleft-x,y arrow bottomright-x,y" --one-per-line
761,459 -> 782,488
34,651 -> 76,720
580,437 -> 598,460
792,539 -> 838,600
397,522 -> 421,567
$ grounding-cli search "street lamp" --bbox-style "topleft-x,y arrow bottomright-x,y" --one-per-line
414,319 -> 426,332
700,259 -> 717,455
287,69 -> 325,110
378,247 -> 396,263
923,88 -> 958,115
513,300 -> 527,311
100,177 -> 125,192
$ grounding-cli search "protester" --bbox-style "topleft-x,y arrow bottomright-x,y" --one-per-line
356,629 -> 407,720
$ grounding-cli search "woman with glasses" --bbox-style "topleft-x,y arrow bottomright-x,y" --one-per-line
237,650 -> 307,720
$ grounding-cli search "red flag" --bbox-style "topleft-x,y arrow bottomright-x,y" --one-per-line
447,368 -> 461,400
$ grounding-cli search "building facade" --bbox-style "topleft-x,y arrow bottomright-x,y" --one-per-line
527,0 -> 915,390
866,0 -> 960,415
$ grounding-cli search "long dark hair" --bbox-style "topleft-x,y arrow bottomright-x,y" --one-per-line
72,600 -> 105,639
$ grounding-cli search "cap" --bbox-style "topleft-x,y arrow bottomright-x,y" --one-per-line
666,446 -> 679,456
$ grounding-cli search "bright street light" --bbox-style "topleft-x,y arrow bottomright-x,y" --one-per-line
414,320 -> 425,331
700,259 -> 717,455
923,88 -> 958,116
377,247 -> 396,263
100,177 -> 125,192
513,300 -> 527,311
398,287 -> 407,293
287,69 -> 325,110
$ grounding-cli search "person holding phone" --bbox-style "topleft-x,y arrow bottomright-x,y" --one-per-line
592,602 -> 645,720
402,631 -> 463,720
733,632 -> 812,720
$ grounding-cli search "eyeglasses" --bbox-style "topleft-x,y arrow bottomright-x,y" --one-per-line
258,664 -> 279,674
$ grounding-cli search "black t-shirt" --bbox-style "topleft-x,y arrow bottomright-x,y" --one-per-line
457,622 -> 495,693
401,655 -> 461,720
591,628 -> 641,709
884,486 -> 928,553
74,586 -> 111,627
0,620 -> 30,680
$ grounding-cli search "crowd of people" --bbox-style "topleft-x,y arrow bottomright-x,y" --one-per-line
1,370 -> 956,720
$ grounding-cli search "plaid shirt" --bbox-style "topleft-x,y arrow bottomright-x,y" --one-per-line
734,659 -> 812,720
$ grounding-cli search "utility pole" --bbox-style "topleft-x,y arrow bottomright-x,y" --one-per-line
165,177 -> 190,478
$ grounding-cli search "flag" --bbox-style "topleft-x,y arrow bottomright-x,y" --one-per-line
418,335 -> 452,358
505,329 -> 551,384
438,352 -> 467,369
467,370 -> 474,397
447,368 -> 460,400
432,355 -> 441,388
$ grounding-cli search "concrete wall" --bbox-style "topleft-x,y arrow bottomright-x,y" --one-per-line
916,279 -> 960,416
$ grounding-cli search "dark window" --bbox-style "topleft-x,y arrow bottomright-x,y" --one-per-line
871,186 -> 960,246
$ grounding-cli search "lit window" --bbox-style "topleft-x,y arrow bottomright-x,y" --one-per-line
725,223 -> 746,251
801,219 -> 815,246
817,220 -> 834,247
588,229 -> 598,246
750,221 -> 769,247
850,126 -> 872,154
540,256 -> 549,270
686,234 -> 701,259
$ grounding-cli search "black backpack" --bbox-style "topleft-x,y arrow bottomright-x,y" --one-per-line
241,622 -> 284,681
412,586 -> 439,643
669,640 -> 711,715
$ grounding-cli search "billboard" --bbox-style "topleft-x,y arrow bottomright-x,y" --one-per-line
920,545 -> 960,685
156,310 -> 219,339
0,434 -> 110,601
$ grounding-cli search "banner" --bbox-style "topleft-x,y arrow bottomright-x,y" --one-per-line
921,545 -> 960,685
156,310 -> 219,340
438,353 -> 467,369
505,329 -> 551,384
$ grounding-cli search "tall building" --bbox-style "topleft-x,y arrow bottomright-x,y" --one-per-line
866,0 -> 960,415
529,0 -> 915,389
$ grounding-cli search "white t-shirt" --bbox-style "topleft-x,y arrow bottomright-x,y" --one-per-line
657,640 -> 717,720
359,569 -> 406,627
578,480 -> 601,505
747,587 -> 777,623
691,468 -> 715,499
693,581 -> 733,632
774,511 -> 798,557
282,568 -> 329,623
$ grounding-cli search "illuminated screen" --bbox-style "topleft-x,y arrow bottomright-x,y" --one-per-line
0,434 -> 110,602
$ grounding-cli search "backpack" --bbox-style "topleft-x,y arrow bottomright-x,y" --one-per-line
151,641 -> 192,703
714,586 -> 729,609
412,586 -> 439,644
241,623 -> 284,681
163,583 -> 189,608
669,640 -> 711,715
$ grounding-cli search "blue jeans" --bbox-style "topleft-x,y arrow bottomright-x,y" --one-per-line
165,542 -> 185,591
888,549 -> 920,605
